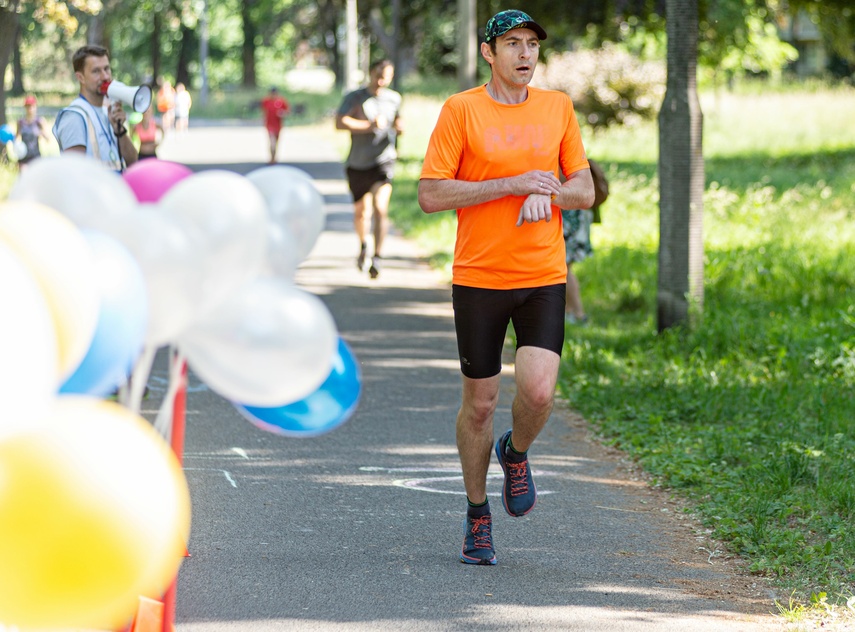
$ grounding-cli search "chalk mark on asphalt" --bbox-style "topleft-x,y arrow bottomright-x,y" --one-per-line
184,467 -> 238,488
360,466 -> 557,497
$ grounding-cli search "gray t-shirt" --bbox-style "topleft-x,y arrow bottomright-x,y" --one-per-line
337,87 -> 402,170
52,97 -> 123,171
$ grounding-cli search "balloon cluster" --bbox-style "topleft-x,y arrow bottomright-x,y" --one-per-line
0,155 -> 361,629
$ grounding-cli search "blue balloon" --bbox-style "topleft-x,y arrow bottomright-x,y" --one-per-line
236,338 -> 362,437
60,230 -> 149,397
0,124 -> 14,144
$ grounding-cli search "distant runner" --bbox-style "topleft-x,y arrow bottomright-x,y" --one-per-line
261,87 -> 291,164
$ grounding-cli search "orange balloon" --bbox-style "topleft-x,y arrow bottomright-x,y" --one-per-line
0,397 -> 191,630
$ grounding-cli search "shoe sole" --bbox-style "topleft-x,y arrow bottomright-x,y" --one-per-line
460,553 -> 497,565
368,265 -> 379,279
495,431 -> 537,517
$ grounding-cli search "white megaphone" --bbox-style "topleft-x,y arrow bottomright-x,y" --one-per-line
99,80 -> 152,113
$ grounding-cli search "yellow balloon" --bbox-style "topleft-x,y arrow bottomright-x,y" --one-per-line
0,397 -> 191,630
0,201 -> 100,380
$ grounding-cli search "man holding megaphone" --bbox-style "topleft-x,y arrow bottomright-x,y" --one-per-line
53,45 -> 144,172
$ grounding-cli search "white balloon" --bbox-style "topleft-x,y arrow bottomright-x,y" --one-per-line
160,171 -> 268,313
9,154 -> 138,230
0,242 -> 58,433
264,223 -> 301,280
12,139 -> 27,161
247,166 -> 326,266
0,201 -> 100,380
179,278 -> 338,407
97,205 -> 208,347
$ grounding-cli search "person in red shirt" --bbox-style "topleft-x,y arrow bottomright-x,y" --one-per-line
260,88 -> 291,163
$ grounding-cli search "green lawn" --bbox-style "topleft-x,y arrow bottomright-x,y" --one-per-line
389,85 -> 855,609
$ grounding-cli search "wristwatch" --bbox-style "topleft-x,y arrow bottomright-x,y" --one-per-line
115,125 -> 127,138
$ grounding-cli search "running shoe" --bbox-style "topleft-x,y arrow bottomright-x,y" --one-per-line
460,512 -> 497,565
368,255 -> 381,279
495,429 -> 537,517
356,243 -> 367,271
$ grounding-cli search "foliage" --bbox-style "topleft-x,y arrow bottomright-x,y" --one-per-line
788,0 -> 855,64
535,43 -> 666,128
387,84 -> 855,604
698,0 -> 799,83
15,0 -> 101,35
4,0 -> 855,128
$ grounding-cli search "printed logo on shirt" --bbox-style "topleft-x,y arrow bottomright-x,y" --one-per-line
483,124 -> 549,155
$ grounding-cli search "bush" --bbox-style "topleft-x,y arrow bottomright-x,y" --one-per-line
534,44 -> 665,128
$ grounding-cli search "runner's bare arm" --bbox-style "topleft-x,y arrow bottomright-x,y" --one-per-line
419,170 -> 561,214
553,168 -> 595,212
335,110 -> 374,133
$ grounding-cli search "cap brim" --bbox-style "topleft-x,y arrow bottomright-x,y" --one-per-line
526,21 -> 548,40
498,21 -> 547,41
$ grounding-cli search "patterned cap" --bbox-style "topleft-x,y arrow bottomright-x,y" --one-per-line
485,10 -> 548,43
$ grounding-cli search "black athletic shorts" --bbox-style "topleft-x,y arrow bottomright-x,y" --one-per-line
452,283 -> 566,379
346,162 -> 395,202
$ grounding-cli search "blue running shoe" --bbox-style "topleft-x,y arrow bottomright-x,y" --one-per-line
495,429 -> 537,517
460,512 -> 497,565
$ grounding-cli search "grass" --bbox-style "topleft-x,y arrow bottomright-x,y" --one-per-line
387,85 -> 855,608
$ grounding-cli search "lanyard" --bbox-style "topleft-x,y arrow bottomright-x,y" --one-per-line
77,94 -> 119,158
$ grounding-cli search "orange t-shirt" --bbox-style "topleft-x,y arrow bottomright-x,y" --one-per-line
421,85 -> 589,290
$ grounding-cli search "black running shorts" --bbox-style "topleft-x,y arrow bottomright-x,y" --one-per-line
346,162 -> 395,202
451,284 -> 566,379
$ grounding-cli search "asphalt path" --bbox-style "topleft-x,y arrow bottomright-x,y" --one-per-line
146,124 -> 783,631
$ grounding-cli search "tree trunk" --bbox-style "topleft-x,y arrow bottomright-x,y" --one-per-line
199,0 -> 209,105
176,24 -> 195,88
11,20 -> 24,95
345,0 -> 358,91
0,0 -> 21,126
315,0 -> 342,89
241,0 -> 257,88
89,11 -> 104,44
457,0 -> 477,91
657,0 -> 704,332
152,12 -> 162,82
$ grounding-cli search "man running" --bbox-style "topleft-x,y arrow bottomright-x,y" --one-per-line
336,59 -> 403,279
418,10 -> 594,565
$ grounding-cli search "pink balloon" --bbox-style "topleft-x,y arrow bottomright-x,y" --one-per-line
123,159 -> 194,203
